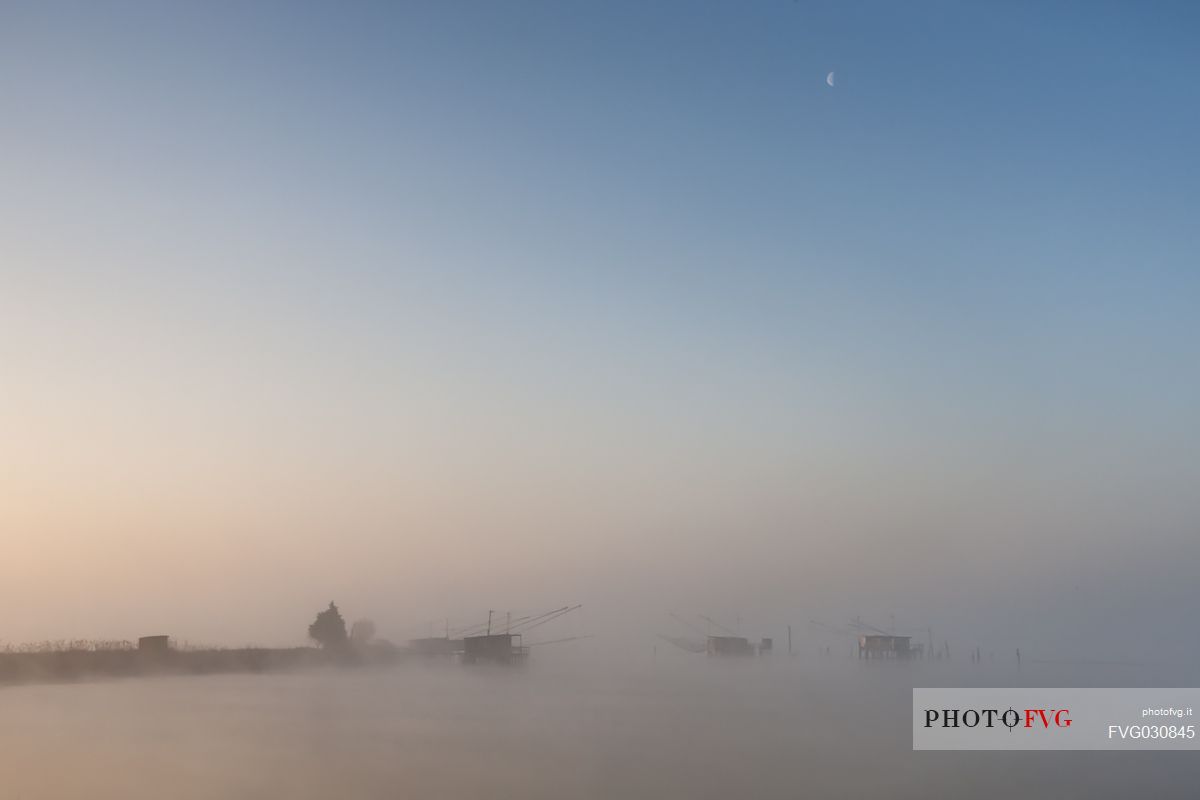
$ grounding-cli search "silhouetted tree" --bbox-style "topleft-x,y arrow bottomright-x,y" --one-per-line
350,618 -> 376,645
308,602 -> 348,648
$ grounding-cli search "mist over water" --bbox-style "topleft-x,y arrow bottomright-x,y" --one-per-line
3,651 -> 1194,799
3,1 -> 1199,796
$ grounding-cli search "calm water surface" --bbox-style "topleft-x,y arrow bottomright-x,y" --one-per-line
1,655 -> 1193,798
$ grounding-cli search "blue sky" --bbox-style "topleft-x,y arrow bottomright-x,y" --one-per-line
1,1 -> 1198,649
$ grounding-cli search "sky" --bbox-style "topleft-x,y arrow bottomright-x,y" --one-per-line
1,1 -> 1198,656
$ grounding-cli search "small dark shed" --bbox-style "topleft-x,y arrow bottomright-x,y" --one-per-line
138,635 -> 171,654
461,634 -> 528,665
706,635 -> 755,657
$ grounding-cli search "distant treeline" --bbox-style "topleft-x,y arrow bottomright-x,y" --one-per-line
0,603 -> 401,686
0,641 -> 400,685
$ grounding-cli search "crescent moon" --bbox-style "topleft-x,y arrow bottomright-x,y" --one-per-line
826,71 -> 835,87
